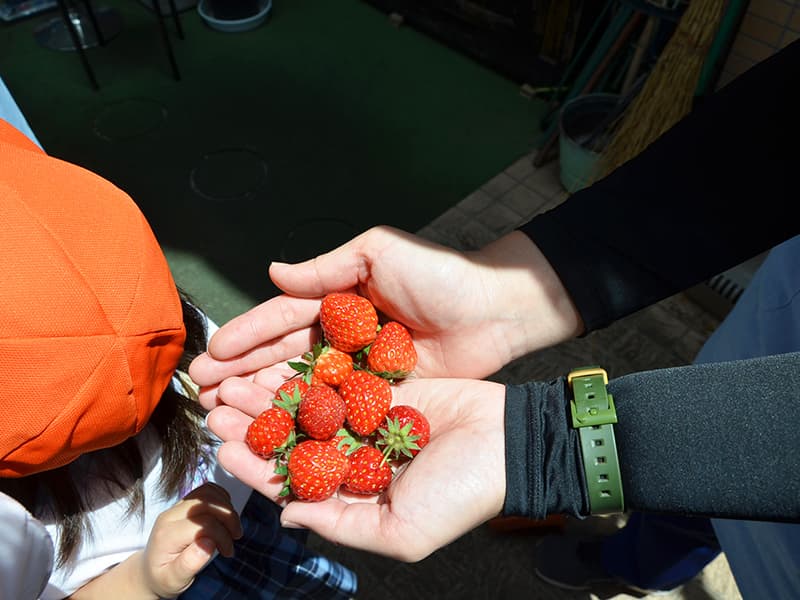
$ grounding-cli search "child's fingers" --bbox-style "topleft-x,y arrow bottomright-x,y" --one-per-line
184,535 -> 218,571
191,514 -> 238,557
180,484 -> 243,541
162,535 -> 217,595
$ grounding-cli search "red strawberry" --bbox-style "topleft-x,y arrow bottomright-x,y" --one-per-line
245,407 -> 295,459
297,385 -> 346,440
377,405 -> 431,461
274,379 -> 309,403
344,445 -> 393,495
288,343 -> 354,387
287,440 -> 350,502
273,380 -> 306,418
338,370 -> 393,436
366,321 -> 417,380
319,293 -> 379,353
328,428 -> 363,456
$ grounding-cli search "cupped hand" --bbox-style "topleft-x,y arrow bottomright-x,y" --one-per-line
190,226 -> 580,409
205,376 -> 508,562
141,482 -> 243,598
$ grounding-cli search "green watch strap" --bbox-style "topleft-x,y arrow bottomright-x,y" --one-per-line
568,366 -> 624,515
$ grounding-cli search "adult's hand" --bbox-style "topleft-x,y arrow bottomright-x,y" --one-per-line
205,376 -> 508,562
190,226 -> 581,409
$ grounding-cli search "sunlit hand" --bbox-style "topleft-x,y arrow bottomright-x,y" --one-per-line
205,376 -> 507,562
139,482 -> 242,598
70,483 -> 242,599
190,226 -> 580,409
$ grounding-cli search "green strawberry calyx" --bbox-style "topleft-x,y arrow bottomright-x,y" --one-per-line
331,427 -> 364,456
273,386 -> 303,418
287,343 -> 331,384
376,417 -> 421,464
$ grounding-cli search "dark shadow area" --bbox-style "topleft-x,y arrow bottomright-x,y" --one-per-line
0,0 -> 545,324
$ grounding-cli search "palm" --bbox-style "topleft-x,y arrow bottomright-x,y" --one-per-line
350,250 -> 512,379
207,378 -> 507,561
189,225 -> 573,408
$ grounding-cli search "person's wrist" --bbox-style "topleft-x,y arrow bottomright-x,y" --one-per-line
131,551 -> 162,600
69,550 -> 160,600
479,231 -> 584,358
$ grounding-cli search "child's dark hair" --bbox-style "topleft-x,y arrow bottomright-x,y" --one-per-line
0,290 -> 215,568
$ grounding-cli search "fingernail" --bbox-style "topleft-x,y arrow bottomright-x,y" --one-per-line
280,519 -> 303,530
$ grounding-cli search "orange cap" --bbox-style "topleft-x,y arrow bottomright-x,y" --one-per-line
0,119 -> 186,478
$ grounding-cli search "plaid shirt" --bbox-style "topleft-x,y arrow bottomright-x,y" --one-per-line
180,492 -> 357,600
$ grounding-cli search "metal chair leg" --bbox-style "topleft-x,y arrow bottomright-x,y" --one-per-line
167,0 -> 184,39
56,0 -> 99,89
80,0 -> 106,46
151,0 -> 181,80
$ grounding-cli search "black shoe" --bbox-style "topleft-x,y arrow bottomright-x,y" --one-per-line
534,535 -> 614,591
534,535 -> 670,595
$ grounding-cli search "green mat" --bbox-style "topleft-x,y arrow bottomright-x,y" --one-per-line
0,0 -> 545,324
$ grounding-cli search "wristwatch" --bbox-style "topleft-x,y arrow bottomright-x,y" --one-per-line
567,366 -> 625,515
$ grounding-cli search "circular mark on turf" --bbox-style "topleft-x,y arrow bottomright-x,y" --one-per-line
281,219 -> 359,263
93,98 -> 167,141
190,148 -> 268,202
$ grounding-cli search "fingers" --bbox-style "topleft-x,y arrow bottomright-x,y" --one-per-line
206,405 -> 252,442
216,377 -> 276,418
149,482 -> 243,592
197,384 -> 223,411
268,230 -> 377,296
191,326 -> 319,387
203,296 -> 323,363
179,536 -> 218,573
141,481 -> 244,598
217,441 -> 290,502
180,483 -> 243,546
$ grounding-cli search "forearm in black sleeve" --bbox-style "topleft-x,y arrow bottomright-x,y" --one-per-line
503,351 -> 800,522
518,39 -> 800,332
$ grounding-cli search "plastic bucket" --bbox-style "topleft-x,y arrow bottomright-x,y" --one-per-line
558,93 -> 619,193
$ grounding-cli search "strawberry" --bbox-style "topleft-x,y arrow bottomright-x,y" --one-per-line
366,321 -> 417,380
319,292 -> 379,353
274,378 -> 309,402
288,343 -> 354,387
377,405 -> 431,461
273,380 -> 306,418
245,407 -> 295,459
297,384 -> 346,440
344,445 -> 393,495
328,427 -> 363,456
287,439 -> 350,502
338,370 -> 393,436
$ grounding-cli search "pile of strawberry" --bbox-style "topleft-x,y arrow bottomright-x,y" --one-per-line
245,292 -> 431,502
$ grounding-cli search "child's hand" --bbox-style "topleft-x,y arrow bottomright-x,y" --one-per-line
69,482 -> 242,599
140,482 -> 243,598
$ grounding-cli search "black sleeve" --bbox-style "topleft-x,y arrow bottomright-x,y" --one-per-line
518,38 -> 800,333
503,351 -> 800,522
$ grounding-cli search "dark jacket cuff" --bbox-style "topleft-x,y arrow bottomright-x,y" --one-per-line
502,378 -> 589,519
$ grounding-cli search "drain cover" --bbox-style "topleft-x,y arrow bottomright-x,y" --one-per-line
93,98 -> 167,141
190,148 -> 268,202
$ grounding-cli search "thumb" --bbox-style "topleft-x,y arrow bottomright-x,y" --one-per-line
269,227 -> 386,296
171,537 -> 217,588
269,255 -> 359,298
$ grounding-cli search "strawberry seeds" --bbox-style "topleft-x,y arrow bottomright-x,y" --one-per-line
245,292 -> 430,501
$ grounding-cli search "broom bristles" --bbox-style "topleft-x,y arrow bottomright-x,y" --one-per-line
596,0 -> 727,178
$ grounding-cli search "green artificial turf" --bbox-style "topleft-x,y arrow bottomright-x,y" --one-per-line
0,0 -> 546,324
